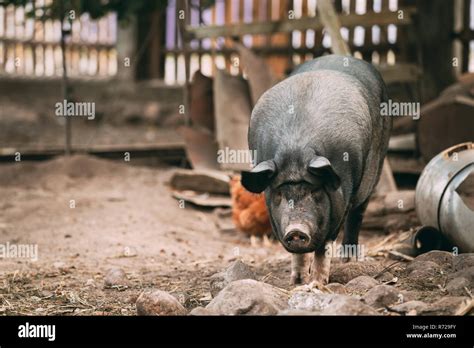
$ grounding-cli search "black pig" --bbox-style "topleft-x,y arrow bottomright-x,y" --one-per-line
241,54 -> 392,285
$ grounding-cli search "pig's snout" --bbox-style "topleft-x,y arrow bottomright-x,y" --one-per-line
284,224 -> 311,251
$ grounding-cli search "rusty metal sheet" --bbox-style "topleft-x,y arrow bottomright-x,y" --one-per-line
213,70 -> 252,172
233,41 -> 278,106
178,126 -> 219,171
190,70 -> 215,132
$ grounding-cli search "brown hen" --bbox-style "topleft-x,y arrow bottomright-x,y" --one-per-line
229,175 -> 272,237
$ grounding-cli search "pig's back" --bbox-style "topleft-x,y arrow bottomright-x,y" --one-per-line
290,54 -> 388,103
249,58 -> 391,206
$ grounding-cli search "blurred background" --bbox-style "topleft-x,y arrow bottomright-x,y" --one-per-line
0,0 -> 473,168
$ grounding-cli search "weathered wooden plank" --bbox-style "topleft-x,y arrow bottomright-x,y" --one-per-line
170,169 -> 230,194
317,0 -> 351,55
186,7 -> 416,39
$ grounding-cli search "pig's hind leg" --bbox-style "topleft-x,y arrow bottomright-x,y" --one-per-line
342,200 -> 369,262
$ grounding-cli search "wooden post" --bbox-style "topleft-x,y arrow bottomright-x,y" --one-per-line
316,0 -> 351,56
59,0 -> 71,156
177,0 -> 191,126
415,0 -> 456,102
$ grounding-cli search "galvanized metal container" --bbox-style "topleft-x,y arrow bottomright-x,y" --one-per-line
415,142 -> 474,252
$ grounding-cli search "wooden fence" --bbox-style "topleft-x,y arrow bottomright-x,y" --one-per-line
158,0 -> 474,86
0,0 -> 117,79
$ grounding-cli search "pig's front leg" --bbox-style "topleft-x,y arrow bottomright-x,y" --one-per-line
290,253 -> 310,285
309,241 -> 334,285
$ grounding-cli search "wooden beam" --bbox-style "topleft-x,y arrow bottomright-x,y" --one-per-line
186,7 -> 416,39
316,0 -> 350,55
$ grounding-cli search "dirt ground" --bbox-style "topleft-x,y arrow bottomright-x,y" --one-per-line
0,155 -> 465,315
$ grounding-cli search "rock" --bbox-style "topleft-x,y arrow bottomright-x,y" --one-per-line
376,271 -> 395,283
446,277 -> 471,296
206,279 -> 288,315
420,296 -> 473,316
188,307 -> 217,316
288,291 -> 378,315
278,309 -> 316,315
209,260 -> 257,297
448,266 -> 474,283
326,283 -> 347,295
453,253 -> 474,271
390,301 -> 428,315
363,285 -> 401,308
321,296 -> 379,315
53,261 -> 66,269
415,251 -> 454,268
406,260 -> 440,273
288,291 -> 324,312
345,276 -> 379,294
136,290 -> 187,316
405,261 -> 442,289
329,262 -> 384,284
104,268 -> 128,287
85,279 -> 96,287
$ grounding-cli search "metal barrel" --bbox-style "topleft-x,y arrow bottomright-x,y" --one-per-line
415,142 -> 474,253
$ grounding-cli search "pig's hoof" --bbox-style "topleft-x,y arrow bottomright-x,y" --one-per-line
309,271 -> 329,285
290,273 -> 303,285
307,280 -> 331,292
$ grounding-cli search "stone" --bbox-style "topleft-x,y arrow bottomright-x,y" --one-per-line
420,296 -> 473,316
136,290 -> 187,316
376,271 -> 395,283
188,307 -> 217,316
326,283 -> 347,295
104,268 -> 128,287
345,276 -> 379,294
390,301 -> 428,315
363,285 -> 401,308
405,261 -> 442,289
329,262 -> 384,284
453,253 -> 474,271
405,260 -> 440,273
414,251 -> 454,268
206,279 -> 288,315
446,277 -> 471,296
448,266 -> 474,283
321,296 -> 379,315
288,291 -> 378,315
209,260 -> 257,297
85,279 -> 96,287
278,309 -> 317,315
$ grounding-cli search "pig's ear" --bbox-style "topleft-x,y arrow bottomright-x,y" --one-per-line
241,160 -> 276,193
308,156 -> 341,190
